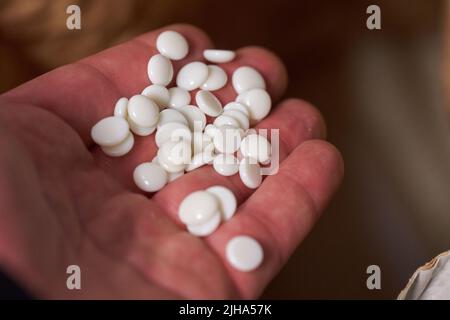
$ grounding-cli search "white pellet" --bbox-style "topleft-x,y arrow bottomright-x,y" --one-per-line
213,114 -> 240,128
203,49 -> 236,63
200,65 -> 228,91
153,155 -> 186,182
157,108 -> 188,129
168,87 -> 191,108
155,122 -> 192,148
178,105 -> 206,131
232,66 -> 265,94
206,186 -> 237,221
187,212 -> 221,237
240,133 -> 271,163
129,121 -> 156,136
204,124 -> 220,139
176,61 -> 209,91
141,85 -> 170,109
223,109 -> 249,130
239,157 -> 262,189
226,235 -> 263,272
195,90 -> 223,117
223,102 -> 249,117
171,140 -> 193,165
236,88 -> 271,122
147,54 -> 173,86
213,125 -> 243,154
185,152 -> 207,171
178,190 -> 219,225
157,140 -> 191,172
127,94 -> 160,128
185,147 -> 214,172
192,132 -> 213,155
101,132 -> 134,157
156,30 -> 189,61
212,153 -> 239,177
113,97 -> 128,118
133,162 -> 168,192
203,142 -> 216,164
91,116 -> 130,147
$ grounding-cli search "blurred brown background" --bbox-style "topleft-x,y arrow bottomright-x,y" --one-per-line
1,0 -> 449,299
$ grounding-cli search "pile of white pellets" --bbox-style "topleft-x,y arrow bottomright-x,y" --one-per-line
91,30 -> 276,272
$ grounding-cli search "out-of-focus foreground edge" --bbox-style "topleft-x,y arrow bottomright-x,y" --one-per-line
398,250 -> 450,300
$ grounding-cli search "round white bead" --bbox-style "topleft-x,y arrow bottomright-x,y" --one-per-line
236,88 -> 271,122
158,140 -> 190,172
157,109 -> 188,129
168,139 -> 192,165
155,122 -> 192,148
226,236 -> 263,272
152,156 -> 186,181
192,132 -> 213,155
223,102 -> 249,117
239,157 -> 262,189
185,149 -> 212,172
141,85 -> 170,109
178,105 -> 206,131
176,61 -> 209,91
91,116 -> 129,147
127,95 -> 160,128
178,191 -> 219,225
240,134 -> 271,163
168,87 -> 191,108
195,90 -> 223,117
129,121 -> 156,136
213,125 -> 243,154
200,65 -> 228,91
133,162 -> 168,192
156,30 -> 189,61
187,211 -> 221,237
206,186 -> 237,221
223,109 -> 249,130
113,97 -> 128,118
213,114 -> 240,128
204,124 -> 219,139
147,54 -> 173,86
203,49 -> 236,63
213,153 -> 239,176
101,132 -> 134,157
203,142 -> 216,164
232,66 -> 265,94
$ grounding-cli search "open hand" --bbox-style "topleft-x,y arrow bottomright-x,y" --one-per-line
0,24 -> 343,299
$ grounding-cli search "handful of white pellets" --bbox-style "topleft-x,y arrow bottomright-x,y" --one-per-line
91,30 -> 274,272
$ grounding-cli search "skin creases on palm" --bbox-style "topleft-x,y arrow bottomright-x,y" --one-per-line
0,24 -> 343,299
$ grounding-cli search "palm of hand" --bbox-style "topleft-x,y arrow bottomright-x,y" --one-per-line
0,25 -> 343,299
